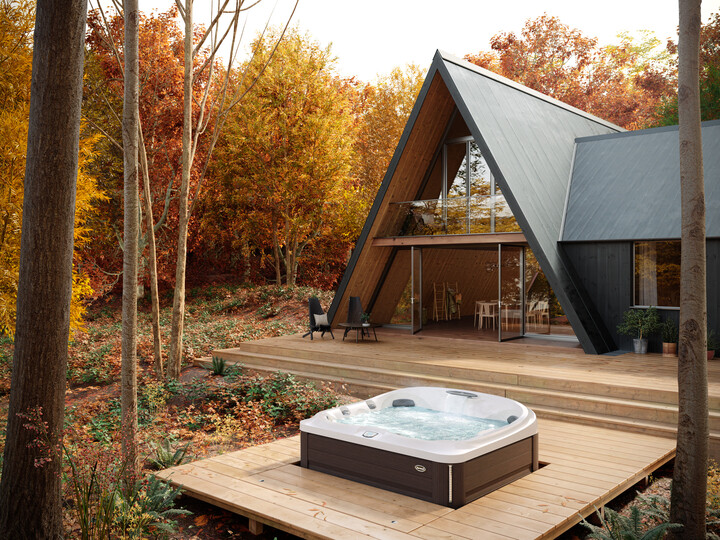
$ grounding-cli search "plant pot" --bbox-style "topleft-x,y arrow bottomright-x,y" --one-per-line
662,342 -> 677,357
633,338 -> 648,354
709,350 -> 716,360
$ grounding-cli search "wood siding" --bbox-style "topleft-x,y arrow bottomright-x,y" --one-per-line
330,71 -> 457,325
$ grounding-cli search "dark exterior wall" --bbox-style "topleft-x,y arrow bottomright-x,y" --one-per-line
563,240 -> 719,353
709,240 -> 720,334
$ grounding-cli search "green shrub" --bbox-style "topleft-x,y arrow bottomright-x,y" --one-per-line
617,307 -> 661,340
211,356 -> 226,376
114,474 -> 191,538
708,329 -> 719,352
257,302 -> 278,319
146,438 -> 190,470
661,319 -> 679,343
581,505 -> 681,539
240,371 -> 339,423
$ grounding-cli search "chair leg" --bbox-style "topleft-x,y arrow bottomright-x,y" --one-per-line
329,328 -> 335,339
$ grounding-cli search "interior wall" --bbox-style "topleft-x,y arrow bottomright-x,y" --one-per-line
421,248 -> 499,318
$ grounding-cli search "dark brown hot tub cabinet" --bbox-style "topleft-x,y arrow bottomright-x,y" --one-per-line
300,432 -> 539,508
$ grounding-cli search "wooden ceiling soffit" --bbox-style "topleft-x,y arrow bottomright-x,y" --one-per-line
372,233 -> 527,247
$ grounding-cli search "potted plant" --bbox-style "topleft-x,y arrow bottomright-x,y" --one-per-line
661,319 -> 678,357
617,307 -> 661,354
360,312 -> 371,326
708,329 -> 718,360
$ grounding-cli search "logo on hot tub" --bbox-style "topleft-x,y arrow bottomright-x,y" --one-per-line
414,465 -> 427,473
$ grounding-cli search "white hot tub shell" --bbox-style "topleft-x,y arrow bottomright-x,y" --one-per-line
300,387 -> 539,508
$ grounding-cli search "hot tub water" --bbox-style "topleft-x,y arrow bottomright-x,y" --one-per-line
336,406 -> 507,441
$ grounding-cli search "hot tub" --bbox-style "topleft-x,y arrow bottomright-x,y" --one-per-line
300,387 -> 538,508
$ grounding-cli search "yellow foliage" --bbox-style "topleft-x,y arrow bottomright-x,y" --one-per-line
0,1 -> 107,337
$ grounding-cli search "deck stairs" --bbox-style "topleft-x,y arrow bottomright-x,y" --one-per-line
203,333 -> 720,458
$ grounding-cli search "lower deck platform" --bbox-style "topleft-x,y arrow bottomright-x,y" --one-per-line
157,418 -> 676,539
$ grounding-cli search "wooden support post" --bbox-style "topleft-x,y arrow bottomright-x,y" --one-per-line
248,518 -> 264,535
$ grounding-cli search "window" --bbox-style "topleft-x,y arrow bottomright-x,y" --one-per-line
634,241 -> 681,307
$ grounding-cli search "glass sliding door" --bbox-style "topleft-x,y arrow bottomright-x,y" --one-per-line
411,247 -> 423,334
498,244 -> 525,341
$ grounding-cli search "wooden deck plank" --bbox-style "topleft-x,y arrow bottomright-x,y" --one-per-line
242,472 -> 426,533
275,463 -> 451,517
411,519 -> 517,540
158,415 -> 675,540
260,466 -> 448,524
451,505 -> 552,535
464,495 -> 565,525
158,470 -> 375,540
166,464 -> 419,539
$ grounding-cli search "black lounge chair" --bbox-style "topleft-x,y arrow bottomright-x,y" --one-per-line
302,296 -> 334,340
347,296 -> 363,325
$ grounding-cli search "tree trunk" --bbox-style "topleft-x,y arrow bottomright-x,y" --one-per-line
272,222 -> 282,286
670,0 -> 708,538
139,127 -> 163,376
0,0 -> 87,536
168,0 -> 194,379
242,232 -> 251,283
121,0 -> 140,481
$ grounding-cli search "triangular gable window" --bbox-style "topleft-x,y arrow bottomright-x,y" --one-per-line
384,114 -> 518,237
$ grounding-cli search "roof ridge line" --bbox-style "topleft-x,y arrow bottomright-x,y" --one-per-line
576,117 -> 720,143
437,50 -> 625,134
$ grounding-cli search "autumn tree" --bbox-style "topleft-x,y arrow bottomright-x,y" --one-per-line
0,0 -> 88,535
655,10 -> 720,125
120,0 -> 140,481
167,0 -> 298,379
671,0 -> 708,537
1,1 -> 103,337
350,65 -> 425,229
206,29 -> 355,286
84,7 -> 192,374
465,15 -> 675,129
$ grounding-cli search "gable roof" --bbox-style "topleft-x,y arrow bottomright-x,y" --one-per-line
330,51 -> 624,353
562,119 -> 720,242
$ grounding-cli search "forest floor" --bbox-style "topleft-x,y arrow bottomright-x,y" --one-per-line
0,282 -> 715,539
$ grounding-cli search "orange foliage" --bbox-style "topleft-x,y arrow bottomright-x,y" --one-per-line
465,15 -> 675,130
82,7 -> 215,291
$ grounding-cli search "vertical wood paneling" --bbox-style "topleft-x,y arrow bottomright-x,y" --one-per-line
332,71 -> 457,325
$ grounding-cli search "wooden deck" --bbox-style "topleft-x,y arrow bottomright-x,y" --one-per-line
157,418 -> 676,539
208,330 -> 720,457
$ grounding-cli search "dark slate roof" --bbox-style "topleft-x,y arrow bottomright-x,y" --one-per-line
562,120 -> 720,242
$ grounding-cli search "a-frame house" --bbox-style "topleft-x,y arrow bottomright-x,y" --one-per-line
329,51 -> 720,354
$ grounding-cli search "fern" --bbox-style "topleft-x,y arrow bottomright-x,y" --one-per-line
581,506 -> 682,540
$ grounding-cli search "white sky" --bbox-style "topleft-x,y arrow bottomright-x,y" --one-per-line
140,0 -> 720,82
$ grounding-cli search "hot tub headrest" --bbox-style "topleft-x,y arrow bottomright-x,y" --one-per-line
507,415 -> 518,423
392,399 -> 415,407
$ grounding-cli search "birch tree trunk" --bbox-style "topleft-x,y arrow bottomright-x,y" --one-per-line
121,0 -> 140,480
139,128 -> 163,375
164,0 -> 298,377
0,0 -> 87,535
670,0 -> 708,537
167,0 -> 193,379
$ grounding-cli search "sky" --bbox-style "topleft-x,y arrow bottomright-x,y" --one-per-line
139,0 -> 720,82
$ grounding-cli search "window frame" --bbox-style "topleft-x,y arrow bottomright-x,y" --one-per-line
631,240 -> 681,310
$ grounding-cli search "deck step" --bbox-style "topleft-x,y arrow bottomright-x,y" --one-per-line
213,343 -> 696,408
532,404 -> 720,446
198,353 -> 720,432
